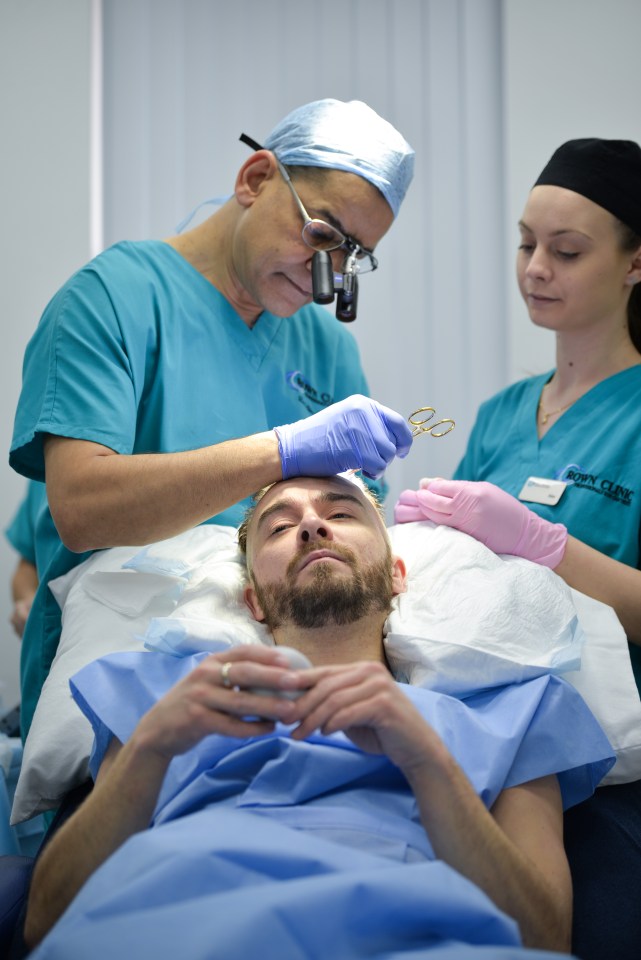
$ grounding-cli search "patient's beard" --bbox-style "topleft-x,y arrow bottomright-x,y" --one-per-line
252,542 -> 394,630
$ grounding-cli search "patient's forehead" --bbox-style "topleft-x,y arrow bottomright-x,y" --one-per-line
249,475 -> 386,539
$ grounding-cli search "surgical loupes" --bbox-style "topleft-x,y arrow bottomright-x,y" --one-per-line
311,249 -> 359,322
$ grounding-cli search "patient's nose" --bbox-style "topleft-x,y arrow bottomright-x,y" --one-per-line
299,514 -> 332,543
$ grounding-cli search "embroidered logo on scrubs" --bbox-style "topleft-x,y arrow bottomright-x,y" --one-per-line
557,464 -> 634,505
286,371 -> 333,414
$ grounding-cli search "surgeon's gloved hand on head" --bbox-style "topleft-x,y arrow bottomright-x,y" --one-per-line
394,478 -> 568,569
275,394 -> 413,480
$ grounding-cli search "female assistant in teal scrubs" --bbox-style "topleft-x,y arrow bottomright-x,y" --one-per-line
395,138 -> 641,960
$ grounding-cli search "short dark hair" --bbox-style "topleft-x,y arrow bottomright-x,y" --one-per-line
614,219 -> 641,352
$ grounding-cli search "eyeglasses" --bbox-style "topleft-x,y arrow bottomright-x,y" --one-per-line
240,133 -> 378,274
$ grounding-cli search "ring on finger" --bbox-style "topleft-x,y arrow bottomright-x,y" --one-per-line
221,661 -> 234,689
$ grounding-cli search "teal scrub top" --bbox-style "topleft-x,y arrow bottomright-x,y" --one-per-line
455,366 -> 641,691
10,240 -> 381,738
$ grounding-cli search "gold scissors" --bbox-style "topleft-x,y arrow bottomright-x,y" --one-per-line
408,407 -> 456,438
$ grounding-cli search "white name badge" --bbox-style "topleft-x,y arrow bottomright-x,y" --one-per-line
518,476 -> 567,506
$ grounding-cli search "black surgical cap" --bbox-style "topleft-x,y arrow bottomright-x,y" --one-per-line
534,138 -> 641,236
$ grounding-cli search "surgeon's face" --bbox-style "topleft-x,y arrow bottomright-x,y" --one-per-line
231,158 -> 394,322
517,185 -> 638,334
244,476 -> 405,629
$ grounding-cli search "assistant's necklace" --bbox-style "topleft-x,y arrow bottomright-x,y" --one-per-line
537,383 -> 579,425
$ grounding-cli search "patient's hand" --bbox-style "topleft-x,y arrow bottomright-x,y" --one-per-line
133,647 -> 306,761
287,661 -> 447,778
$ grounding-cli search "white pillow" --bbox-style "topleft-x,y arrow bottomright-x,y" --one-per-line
385,522 -> 583,691
384,523 -> 641,786
562,590 -> 641,784
14,525 -> 251,823
11,521 -> 641,823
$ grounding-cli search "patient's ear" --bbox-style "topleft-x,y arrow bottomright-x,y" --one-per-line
391,555 -> 407,596
244,583 -> 266,623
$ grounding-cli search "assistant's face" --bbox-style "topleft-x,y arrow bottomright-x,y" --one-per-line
244,476 -> 404,628
233,167 -> 394,319
517,185 -> 637,333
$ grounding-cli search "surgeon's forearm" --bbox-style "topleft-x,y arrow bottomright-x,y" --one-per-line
406,758 -> 570,951
9,558 -> 39,638
24,738 -> 169,948
11,557 -> 39,603
43,432 -> 282,552
554,535 -> 641,646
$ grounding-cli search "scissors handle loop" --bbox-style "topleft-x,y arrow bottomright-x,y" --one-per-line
408,406 -> 456,438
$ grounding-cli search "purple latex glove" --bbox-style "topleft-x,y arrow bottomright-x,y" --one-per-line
275,395 -> 413,480
394,479 -> 568,569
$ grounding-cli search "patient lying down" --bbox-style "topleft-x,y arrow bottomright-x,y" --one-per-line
25,475 -> 613,959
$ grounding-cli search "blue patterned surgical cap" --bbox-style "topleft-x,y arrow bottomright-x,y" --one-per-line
264,99 -> 414,218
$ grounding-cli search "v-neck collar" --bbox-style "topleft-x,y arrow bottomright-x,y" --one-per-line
158,242 -> 285,367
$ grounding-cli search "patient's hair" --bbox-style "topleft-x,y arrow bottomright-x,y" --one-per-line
237,474 -> 385,558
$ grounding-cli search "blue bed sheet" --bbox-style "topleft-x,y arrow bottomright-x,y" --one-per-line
30,651 -> 613,959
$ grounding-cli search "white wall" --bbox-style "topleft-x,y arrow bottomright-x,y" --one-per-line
0,0 -> 93,710
503,0 -> 641,381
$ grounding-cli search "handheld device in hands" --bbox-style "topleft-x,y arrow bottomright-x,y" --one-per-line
248,646 -> 312,700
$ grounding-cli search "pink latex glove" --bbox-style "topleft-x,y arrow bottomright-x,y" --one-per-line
394,479 -> 568,569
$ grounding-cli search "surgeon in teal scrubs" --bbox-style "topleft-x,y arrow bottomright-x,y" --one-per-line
395,138 -> 641,960
9,99 -> 415,740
